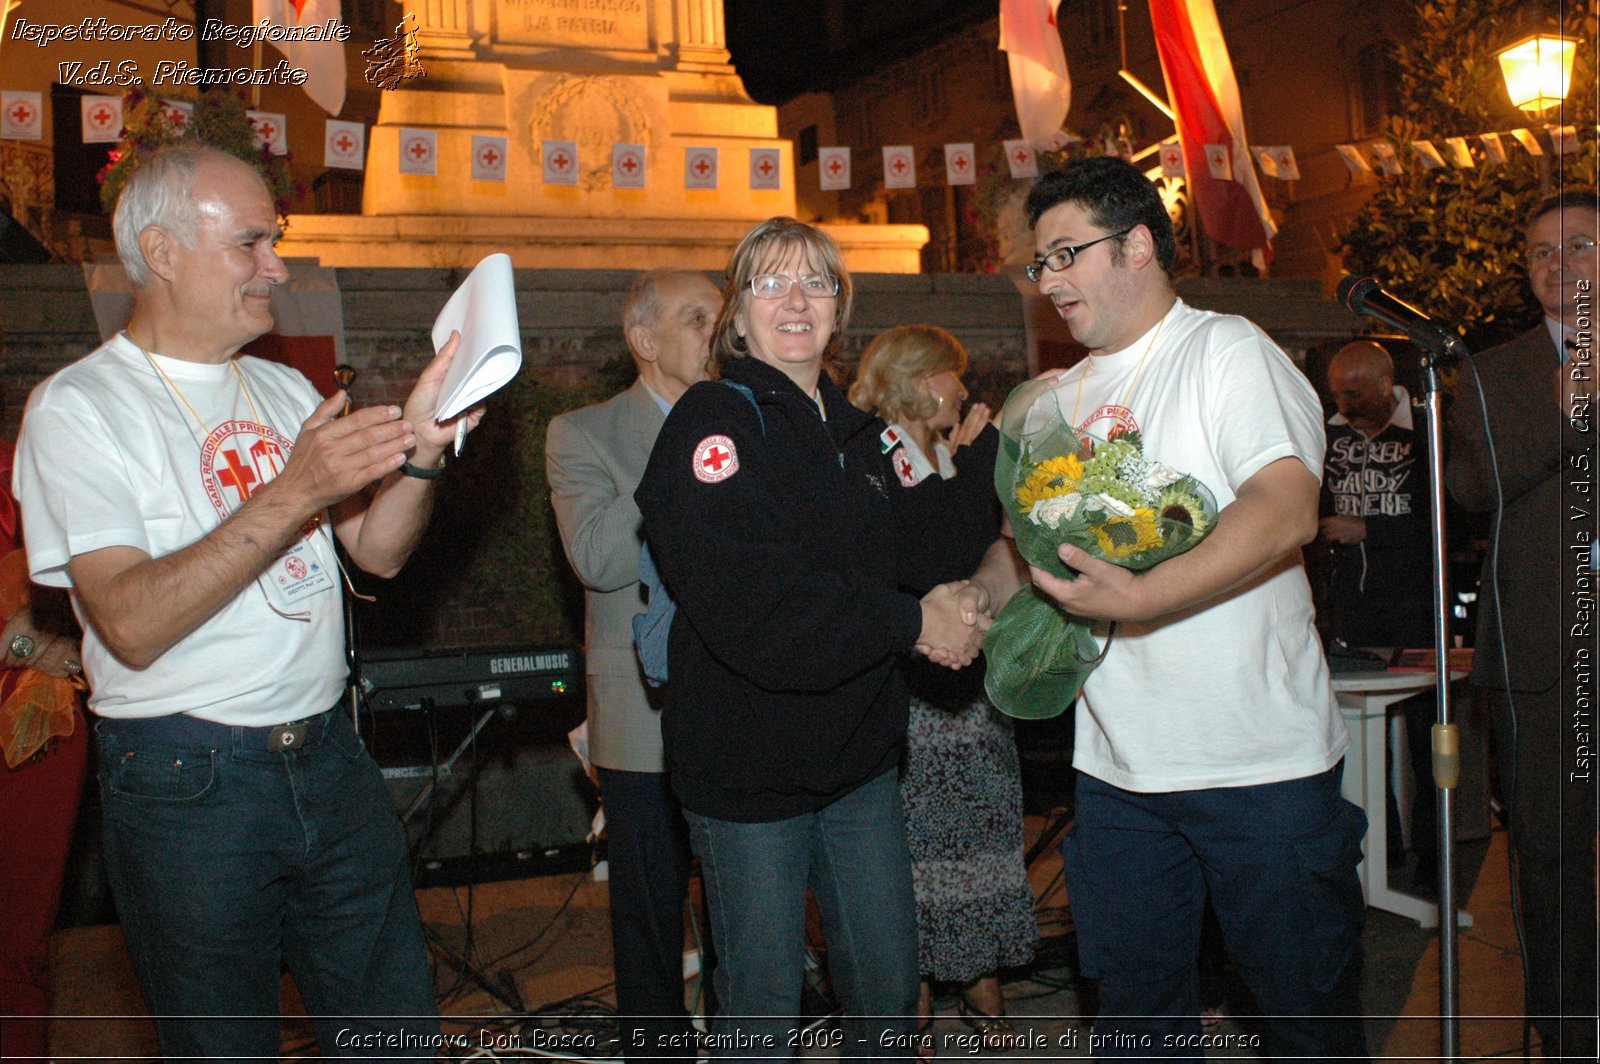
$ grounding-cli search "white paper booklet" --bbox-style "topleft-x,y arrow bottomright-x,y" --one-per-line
430,252 -> 523,422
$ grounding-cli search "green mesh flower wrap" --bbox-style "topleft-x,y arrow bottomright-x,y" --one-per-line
984,378 -> 1218,719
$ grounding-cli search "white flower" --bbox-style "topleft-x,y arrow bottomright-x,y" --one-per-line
1083,493 -> 1134,517
1142,462 -> 1184,490
1028,493 -> 1082,528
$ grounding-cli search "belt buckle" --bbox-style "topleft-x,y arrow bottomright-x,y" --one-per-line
268,721 -> 308,751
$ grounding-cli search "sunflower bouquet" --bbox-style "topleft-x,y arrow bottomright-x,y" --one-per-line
984,378 -> 1217,719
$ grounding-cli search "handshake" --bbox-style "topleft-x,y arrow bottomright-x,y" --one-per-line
914,581 -> 994,669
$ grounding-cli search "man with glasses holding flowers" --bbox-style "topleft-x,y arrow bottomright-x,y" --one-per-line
967,156 -> 1366,1059
1446,189 -> 1597,1060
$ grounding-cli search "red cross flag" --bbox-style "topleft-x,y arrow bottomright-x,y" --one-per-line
254,0 -> 345,116
613,143 -> 647,189
1,91 -> 43,141
81,95 -> 123,144
1270,146 -> 1300,180
1479,133 -> 1507,166
944,143 -> 976,186
1000,0 -> 1071,149
882,146 -> 916,189
1334,144 -> 1371,174
1204,144 -> 1232,180
1442,137 -> 1474,169
818,147 -> 851,191
247,110 -> 288,156
1370,141 -> 1402,174
161,98 -> 194,132
1002,139 -> 1039,179
1547,125 -> 1578,155
324,119 -> 365,170
1508,128 -> 1544,157
685,147 -> 719,190
1250,146 -> 1279,179
693,435 -> 739,483
750,147 -> 781,190
1410,140 -> 1445,171
472,135 -> 508,182
1159,141 -> 1186,178
543,139 -> 579,186
399,128 -> 438,176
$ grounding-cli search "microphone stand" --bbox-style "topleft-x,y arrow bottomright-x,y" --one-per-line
1413,333 -> 1466,1061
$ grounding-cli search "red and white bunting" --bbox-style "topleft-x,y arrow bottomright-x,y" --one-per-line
882,145 -> 916,189
324,120 -> 365,170
944,142 -> 976,185
1442,137 -> 1474,168
80,95 -> 122,144
1479,132 -> 1508,165
613,143 -> 647,189
1002,139 -> 1038,179
471,135 -> 508,182
160,98 -> 193,132
684,147 -> 719,189
1159,141 -> 1185,178
750,148 -> 781,190
1,91 -> 43,141
1269,146 -> 1299,180
1547,125 -> 1578,155
247,110 -> 288,156
1509,128 -> 1543,156
1204,143 -> 1231,180
543,139 -> 578,186
398,128 -> 438,176
1411,140 -> 1445,170
1334,144 -> 1371,173
1250,146 -> 1279,179
1370,142 -> 1401,175
819,147 -> 851,191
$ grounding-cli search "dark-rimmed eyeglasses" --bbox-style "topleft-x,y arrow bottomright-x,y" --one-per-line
750,274 -> 841,300
1024,227 -> 1134,282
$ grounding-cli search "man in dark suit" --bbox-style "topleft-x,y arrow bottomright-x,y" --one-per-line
1446,189 -> 1596,1059
547,268 -> 720,1057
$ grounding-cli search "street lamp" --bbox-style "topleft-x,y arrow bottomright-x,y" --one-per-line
1496,32 -> 1578,115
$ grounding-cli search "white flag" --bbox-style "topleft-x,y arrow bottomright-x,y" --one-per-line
1270,146 -> 1299,180
685,147 -> 719,190
543,140 -> 578,186
1478,132 -> 1507,165
1204,144 -> 1231,180
1,92 -> 43,141
613,144 -> 647,189
1411,140 -> 1445,170
1159,142 -> 1185,178
883,146 -> 916,189
1509,128 -> 1544,156
1442,137 -> 1474,168
819,147 -> 851,191
1251,146 -> 1279,179
750,148 -> 781,190
81,95 -> 123,144
944,143 -> 976,186
1547,125 -> 1578,154
471,135 -> 508,182
1002,139 -> 1038,179
1334,144 -> 1371,173
999,0 -> 1071,149
324,120 -> 365,170
398,129 -> 437,176
247,111 -> 288,156
253,0 -> 346,116
160,99 -> 193,133
1371,142 -> 1401,175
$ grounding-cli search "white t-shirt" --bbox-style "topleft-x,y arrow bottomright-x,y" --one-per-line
14,333 -> 346,725
1049,299 -> 1348,791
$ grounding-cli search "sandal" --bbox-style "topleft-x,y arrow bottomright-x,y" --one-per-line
957,999 -> 1025,1053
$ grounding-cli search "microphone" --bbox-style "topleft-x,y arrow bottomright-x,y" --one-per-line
1337,275 -> 1470,362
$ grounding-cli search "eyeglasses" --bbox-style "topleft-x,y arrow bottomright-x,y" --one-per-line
1528,236 -> 1598,265
1025,228 -> 1134,282
749,274 -> 841,300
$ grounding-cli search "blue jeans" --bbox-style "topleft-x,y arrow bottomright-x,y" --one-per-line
95,707 -> 437,1061
685,768 -> 919,1062
598,767 -> 703,1058
1063,766 -> 1368,1063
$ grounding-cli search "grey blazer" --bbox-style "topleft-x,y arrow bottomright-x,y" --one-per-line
547,378 -> 669,771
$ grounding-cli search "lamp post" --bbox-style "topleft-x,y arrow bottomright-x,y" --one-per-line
1496,30 -> 1578,195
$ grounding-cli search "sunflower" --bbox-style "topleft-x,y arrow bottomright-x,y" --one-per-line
1090,510 -> 1163,558
1015,454 -> 1085,513
1155,486 -> 1212,537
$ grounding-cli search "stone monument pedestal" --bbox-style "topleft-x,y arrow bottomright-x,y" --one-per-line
278,0 -> 927,272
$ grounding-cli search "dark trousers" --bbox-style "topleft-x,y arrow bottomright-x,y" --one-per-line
598,767 -> 701,1058
1063,767 -> 1369,1063
1483,685 -> 1598,1060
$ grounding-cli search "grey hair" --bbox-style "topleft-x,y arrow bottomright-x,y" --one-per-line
112,142 -> 239,287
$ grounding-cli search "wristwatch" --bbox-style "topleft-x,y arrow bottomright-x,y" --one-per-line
399,454 -> 447,480
9,634 -> 36,661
